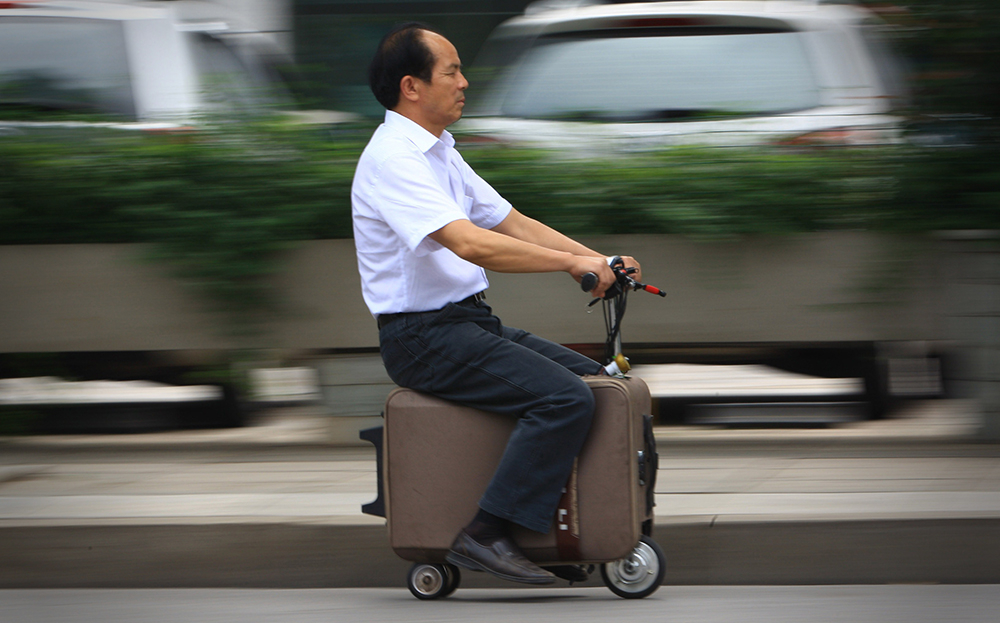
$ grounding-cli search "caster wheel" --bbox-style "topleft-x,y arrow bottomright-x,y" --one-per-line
440,563 -> 461,598
600,535 -> 665,599
407,562 -> 460,600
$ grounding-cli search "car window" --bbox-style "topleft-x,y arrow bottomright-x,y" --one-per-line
0,17 -> 135,119
486,29 -> 821,121
858,22 -> 909,104
187,32 -> 293,115
807,29 -> 864,89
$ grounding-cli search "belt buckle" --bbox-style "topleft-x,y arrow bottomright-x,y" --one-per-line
473,291 -> 486,303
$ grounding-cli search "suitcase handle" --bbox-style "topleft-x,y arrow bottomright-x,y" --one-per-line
640,415 -> 658,517
359,425 -> 386,518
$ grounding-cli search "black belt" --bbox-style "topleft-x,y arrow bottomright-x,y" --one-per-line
377,292 -> 486,330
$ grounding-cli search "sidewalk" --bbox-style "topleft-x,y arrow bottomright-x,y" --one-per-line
1,399 -> 998,589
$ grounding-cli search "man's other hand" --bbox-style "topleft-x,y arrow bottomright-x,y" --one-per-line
619,256 -> 641,281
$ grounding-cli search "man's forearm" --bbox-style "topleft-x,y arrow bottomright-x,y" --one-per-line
493,209 -> 643,281
431,219 -> 577,274
429,218 -> 619,295
491,208 -> 605,259
430,213 -> 634,297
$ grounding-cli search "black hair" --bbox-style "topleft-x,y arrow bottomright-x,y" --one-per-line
368,22 -> 440,110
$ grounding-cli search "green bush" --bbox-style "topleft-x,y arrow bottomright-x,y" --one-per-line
2,120 -> 998,330
464,146 -> 904,237
0,121 -> 366,330
0,122 -> 362,244
0,124 -> 938,249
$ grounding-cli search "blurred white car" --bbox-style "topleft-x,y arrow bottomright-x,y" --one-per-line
459,0 -> 909,149
0,0 -> 292,128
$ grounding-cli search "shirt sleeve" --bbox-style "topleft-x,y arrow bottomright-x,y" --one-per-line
459,156 -> 513,230
372,151 -> 470,256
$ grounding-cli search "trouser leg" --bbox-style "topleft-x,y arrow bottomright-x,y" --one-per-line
379,301 -> 601,533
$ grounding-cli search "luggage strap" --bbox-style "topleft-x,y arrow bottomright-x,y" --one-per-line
555,460 -> 582,561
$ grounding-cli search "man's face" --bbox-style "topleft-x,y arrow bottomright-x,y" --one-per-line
417,31 -> 468,132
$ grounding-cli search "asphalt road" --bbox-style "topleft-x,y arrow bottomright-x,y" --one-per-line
2,586 -> 998,623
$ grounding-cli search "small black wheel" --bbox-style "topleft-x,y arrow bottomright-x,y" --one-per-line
600,535 -> 665,599
441,563 -> 461,598
407,563 -> 457,600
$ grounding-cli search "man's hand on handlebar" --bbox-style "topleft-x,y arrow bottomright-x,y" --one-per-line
619,256 -> 641,282
572,256 -> 616,298
579,254 -> 664,301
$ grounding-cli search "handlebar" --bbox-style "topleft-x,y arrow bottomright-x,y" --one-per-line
580,257 -> 665,373
580,265 -> 666,301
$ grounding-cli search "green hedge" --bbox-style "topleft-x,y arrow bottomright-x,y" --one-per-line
465,146 -> 907,237
2,120 -> 998,328
6,123 -> 996,244
0,122 -> 363,326
0,123 -> 359,244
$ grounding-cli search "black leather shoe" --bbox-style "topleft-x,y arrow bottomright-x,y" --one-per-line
543,565 -> 591,584
446,530 -> 556,585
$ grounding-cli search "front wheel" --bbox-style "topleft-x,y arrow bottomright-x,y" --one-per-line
600,535 -> 665,599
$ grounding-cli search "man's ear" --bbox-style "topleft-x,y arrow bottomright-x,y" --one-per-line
399,75 -> 420,103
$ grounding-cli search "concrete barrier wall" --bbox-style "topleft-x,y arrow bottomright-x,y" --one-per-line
9,233 -> 1000,437
0,233 -> 945,354
939,233 -> 1000,439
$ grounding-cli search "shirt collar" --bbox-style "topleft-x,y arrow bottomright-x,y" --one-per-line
384,110 -> 455,152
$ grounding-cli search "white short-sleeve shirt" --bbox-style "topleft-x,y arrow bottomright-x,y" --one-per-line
352,111 -> 512,316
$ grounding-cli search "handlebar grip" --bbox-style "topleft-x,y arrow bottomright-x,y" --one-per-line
580,272 -> 598,292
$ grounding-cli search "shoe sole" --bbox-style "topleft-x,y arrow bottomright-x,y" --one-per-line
543,566 -> 590,583
445,551 -> 556,585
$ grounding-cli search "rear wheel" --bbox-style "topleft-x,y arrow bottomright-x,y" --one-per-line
406,562 -> 458,599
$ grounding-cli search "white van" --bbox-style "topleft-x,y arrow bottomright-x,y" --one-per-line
459,0 -> 909,149
0,0 -> 291,128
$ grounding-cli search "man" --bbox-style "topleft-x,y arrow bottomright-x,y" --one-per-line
352,23 -> 641,585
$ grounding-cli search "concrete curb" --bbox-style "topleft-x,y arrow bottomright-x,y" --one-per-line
3,517 -> 998,589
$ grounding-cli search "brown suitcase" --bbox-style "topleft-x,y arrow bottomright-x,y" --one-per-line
361,375 -> 662,598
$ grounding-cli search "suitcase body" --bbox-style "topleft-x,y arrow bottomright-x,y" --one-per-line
380,375 -> 657,565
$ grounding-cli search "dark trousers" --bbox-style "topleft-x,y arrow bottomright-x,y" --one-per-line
378,298 -> 602,534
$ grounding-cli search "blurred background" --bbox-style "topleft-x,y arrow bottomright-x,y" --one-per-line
1,0 -> 999,439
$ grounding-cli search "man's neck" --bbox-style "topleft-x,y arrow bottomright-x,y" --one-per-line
391,106 -> 444,138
